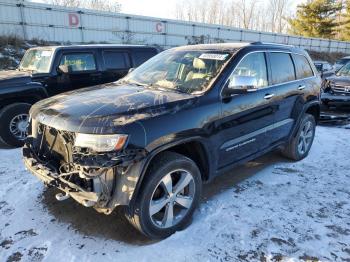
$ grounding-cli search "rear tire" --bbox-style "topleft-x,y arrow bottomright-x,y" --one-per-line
125,151 -> 202,239
0,103 -> 31,148
281,113 -> 316,161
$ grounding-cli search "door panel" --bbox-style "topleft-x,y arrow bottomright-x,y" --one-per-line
216,51 -> 277,169
265,52 -> 301,143
266,82 -> 299,142
217,89 -> 278,168
55,52 -> 100,94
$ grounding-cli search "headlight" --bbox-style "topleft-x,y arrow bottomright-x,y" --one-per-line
74,133 -> 128,152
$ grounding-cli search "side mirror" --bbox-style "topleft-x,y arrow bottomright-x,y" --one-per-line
57,64 -> 70,74
223,75 -> 258,96
128,68 -> 134,74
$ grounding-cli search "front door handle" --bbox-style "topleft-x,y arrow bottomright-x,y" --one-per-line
298,85 -> 306,90
264,94 -> 275,99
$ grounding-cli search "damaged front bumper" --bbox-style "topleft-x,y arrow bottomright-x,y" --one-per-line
321,92 -> 350,105
23,145 -> 100,207
23,142 -> 148,214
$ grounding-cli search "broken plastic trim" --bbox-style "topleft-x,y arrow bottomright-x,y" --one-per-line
23,145 -> 100,206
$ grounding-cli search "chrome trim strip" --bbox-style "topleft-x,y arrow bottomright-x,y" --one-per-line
220,118 -> 294,151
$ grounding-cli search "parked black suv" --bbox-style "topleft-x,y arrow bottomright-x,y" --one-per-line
322,62 -> 350,107
23,42 -> 321,239
0,44 -> 158,147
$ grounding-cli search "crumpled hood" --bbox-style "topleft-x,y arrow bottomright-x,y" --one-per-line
0,70 -> 32,87
326,75 -> 350,86
30,83 -> 196,134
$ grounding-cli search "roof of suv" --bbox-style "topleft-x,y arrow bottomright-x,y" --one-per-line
173,42 -> 303,53
30,44 -> 157,51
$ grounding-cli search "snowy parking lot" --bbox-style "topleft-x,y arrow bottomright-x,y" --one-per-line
0,124 -> 350,262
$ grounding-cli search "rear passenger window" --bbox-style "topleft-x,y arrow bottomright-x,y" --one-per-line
132,50 -> 156,67
103,51 -> 130,70
293,55 -> 314,79
269,53 -> 295,84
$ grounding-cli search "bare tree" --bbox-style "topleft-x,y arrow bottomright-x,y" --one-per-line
45,0 -> 121,13
268,0 -> 291,33
49,0 -> 80,8
236,0 -> 259,29
174,0 -> 292,33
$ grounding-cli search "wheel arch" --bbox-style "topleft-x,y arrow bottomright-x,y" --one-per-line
305,102 -> 320,123
0,95 -> 43,111
0,82 -> 48,111
289,100 -> 320,141
130,137 -> 211,205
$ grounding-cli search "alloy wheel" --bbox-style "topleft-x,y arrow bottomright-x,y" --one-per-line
297,120 -> 314,155
9,114 -> 29,140
149,169 -> 195,229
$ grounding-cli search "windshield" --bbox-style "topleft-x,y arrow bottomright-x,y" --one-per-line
121,50 -> 232,94
336,62 -> 350,76
19,49 -> 53,73
336,58 -> 350,66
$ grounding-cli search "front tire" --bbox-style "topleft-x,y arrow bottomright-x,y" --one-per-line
0,103 -> 31,148
125,151 -> 202,239
281,113 -> 316,161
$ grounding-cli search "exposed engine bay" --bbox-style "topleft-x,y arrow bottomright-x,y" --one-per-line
23,119 -> 147,214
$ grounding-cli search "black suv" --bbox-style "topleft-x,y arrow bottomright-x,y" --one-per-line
322,62 -> 350,108
23,42 -> 321,239
0,44 -> 158,147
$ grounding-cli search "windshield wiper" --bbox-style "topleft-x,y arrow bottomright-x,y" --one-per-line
148,84 -> 189,94
120,79 -> 148,87
120,79 -> 189,94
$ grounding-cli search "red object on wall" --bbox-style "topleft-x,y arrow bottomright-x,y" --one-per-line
69,13 -> 80,27
155,22 -> 163,33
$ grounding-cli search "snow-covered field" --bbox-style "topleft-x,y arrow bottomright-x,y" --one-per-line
0,125 -> 349,262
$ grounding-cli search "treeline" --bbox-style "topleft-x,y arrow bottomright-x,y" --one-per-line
43,0 -> 121,13
175,0 -> 350,41
174,0 -> 291,34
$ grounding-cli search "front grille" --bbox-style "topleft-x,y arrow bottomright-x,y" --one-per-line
332,85 -> 350,95
34,123 -> 74,168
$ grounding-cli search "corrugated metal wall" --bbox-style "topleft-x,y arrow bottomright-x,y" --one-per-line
1,0 -> 350,53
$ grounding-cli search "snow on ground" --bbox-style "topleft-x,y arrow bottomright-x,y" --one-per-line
0,125 -> 350,262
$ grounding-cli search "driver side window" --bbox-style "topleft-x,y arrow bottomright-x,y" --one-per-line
59,53 -> 96,73
229,52 -> 268,88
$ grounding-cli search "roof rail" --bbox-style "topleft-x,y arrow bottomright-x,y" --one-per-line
250,41 -> 294,47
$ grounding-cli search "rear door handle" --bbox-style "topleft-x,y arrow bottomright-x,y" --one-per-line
264,94 -> 275,99
298,85 -> 306,90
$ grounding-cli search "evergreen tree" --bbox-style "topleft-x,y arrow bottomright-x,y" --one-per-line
288,0 -> 342,39
339,0 -> 350,40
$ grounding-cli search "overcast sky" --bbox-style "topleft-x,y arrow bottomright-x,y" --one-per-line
118,0 -> 306,19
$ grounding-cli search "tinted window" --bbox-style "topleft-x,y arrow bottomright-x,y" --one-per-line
336,62 -> 350,76
270,53 -> 295,84
229,52 -> 268,88
59,53 -> 96,72
103,51 -> 129,70
314,63 -> 323,72
132,50 -> 156,67
294,54 -> 314,79
337,58 -> 350,65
